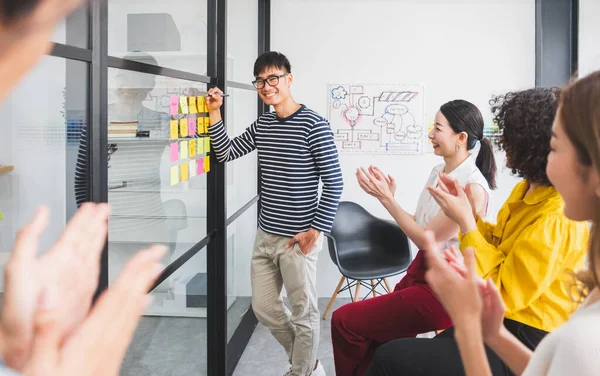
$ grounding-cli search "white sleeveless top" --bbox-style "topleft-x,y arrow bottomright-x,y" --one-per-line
413,155 -> 493,251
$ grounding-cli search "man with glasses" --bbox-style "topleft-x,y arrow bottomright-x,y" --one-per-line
206,51 -> 343,376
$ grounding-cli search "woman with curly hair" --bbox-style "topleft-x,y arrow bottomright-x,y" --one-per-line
363,87 -> 590,376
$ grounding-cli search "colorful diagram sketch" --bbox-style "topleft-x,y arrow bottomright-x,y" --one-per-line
327,84 -> 425,154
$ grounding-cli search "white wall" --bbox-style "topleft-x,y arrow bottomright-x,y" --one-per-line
271,0 -> 535,298
579,0 -> 600,77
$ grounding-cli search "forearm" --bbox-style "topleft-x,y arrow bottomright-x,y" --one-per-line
485,326 -> 533,376
312,177 -> 344,233
208,109 -> 222,126
380,199 -> 429,249
454,325 -> 493,376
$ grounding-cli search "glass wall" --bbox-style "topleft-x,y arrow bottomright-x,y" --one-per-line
108,0 -> 209,76
224,0 -> 260,353
0,55 -> 88,285
15,0 -> 267,375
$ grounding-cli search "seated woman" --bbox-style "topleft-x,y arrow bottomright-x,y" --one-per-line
331,99 -> 497,376
364,87 -> 591,376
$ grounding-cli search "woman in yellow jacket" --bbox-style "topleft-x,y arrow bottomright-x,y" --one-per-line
364,88 -> 590,376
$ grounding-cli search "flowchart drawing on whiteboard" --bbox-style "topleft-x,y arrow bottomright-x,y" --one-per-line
327,83 -> 425,154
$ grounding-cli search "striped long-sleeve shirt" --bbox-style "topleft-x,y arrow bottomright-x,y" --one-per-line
209,105 -> 344,237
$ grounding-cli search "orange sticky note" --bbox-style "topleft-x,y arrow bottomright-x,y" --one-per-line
189,96 -> 198,114
204,137 -> 211,153
170,120 -> 178,140
204,155 -> 211,172
179,118 -> 188,138
179,96 -> 189,114
197,96 -> 206,113
189,138 -> 196,157
180,163 -> 189,181
170,166 -> 178,186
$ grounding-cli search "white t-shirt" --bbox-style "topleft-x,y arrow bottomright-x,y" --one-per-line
413,155 -> 493,251
522,293 -> 600,376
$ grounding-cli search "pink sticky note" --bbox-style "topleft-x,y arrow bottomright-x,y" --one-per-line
188,115 -> 196,136
170,142 -> 179,162
170,96 -> 179,115
198,157 -> 205,175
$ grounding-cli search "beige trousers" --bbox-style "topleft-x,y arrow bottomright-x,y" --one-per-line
251,228 -> 323,376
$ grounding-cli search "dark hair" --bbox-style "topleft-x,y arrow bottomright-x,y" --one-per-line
559,71 -> 600,296
0,0 -> 39,22
490,88 -> 560,186
440,100 -> 497,189
253,51 -> 291,77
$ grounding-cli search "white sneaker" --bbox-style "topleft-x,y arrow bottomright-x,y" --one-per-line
282,360 -> 325,376
310,360 -> 326,376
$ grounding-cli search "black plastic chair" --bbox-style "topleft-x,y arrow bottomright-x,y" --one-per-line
322,201 -> 412,319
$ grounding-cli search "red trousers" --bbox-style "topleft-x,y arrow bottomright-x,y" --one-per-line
331,250 -> 453,376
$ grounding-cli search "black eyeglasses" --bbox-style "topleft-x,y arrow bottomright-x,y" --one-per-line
252,74 -> 287,89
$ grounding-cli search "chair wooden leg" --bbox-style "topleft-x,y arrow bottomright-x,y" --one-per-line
322,276 -> 346,320
383,278 -> 392,294
354,281 -> 361,302
371,280 -> 377,297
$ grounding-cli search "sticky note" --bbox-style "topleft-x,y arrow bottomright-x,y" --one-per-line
189,96 -> 198,114
189,138 -> 196,157
170,120 -> 178,140
204,155 -> 211,172
197,96 -> 206,113
180,163 -> 189,181
198,157 -> 205,175
170,142 -> 178,162
179,96 -> 189,114
180,141 -> 189,159
197,138 -> 204,154
188,115 -> 196,135
204,116 -> 210,132
170,96 -> 179,115
170,166 -> 179,186
196,118 -> 204,135
205,137 -> 211,153
189,160 -> 197,177
179,118 -> 188,138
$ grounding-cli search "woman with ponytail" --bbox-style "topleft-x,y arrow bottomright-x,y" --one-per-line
331,100 -> 497,376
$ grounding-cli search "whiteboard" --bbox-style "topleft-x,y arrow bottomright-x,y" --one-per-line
327,83 -> 425,155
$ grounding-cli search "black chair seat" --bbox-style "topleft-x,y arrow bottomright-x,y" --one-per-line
327,201 -> 412,281
336,247 -> 411,280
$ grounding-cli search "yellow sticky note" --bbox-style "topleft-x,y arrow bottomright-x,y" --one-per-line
204,116 -> 210,132
197,138 -> 204,154
179,96 -> 189,114
170,166 -> 179,186
205,137 -> 211,153
179,118 -> 188,138
180,163 -> 189,181
198,96 -> 206,113
180,141 -> 189,159
170,120 -> 178,140
196,117 -> 204,135
204,155 -> 211,172
189,96 -> 198,114
189,138 -> 196,157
